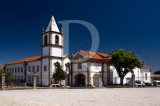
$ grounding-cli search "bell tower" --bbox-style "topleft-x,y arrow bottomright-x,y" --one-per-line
41,16 -> 64,86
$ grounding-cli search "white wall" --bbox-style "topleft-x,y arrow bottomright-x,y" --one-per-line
112,66 -> 151,84
91,63 -> 102,73
26,61 -> 41,84
42,47 -> 49,57
51,47 -> 62,57
141,69 -> 151,83
63,57 -> 70,72
42,58 -> 49,86
6,63 -> 24,79
6,61 -> 41,85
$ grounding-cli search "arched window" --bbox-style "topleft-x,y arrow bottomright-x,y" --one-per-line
55,35 -> 59,45
44,35 -> 48,45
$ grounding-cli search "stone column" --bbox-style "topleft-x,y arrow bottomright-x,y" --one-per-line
87,62 -> 91,86
1,73 -> 5,90
65,74 -> 70,87
132,74 -> 135,87
33,74 -> 36,89
107,64 -> 110,85
23,61 -> 28,87
101,64 -> 104,86
99,73 -> 102,87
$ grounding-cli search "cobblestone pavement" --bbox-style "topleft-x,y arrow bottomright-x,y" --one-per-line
0,88 -> 160,106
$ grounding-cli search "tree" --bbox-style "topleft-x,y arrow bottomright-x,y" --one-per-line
53,65 -> 65,85
109,49 -> 142,86
0,65 -> 12,87
154,70 -> 160,74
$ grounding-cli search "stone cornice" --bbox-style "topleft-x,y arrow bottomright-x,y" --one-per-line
41,31 -> 62,35
41,44 -> 63,48
71,58 -> 110,64
42,56 -> 63,59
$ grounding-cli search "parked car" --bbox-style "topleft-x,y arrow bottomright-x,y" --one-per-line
135,80 -> 146,86
50,84 -> 63,88
70,84 -> 83,87
153,80 -> 160,86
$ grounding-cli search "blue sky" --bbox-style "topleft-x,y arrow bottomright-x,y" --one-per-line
0,0 -> 160,73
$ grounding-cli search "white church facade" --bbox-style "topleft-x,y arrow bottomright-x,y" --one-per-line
5,16 -> 152,87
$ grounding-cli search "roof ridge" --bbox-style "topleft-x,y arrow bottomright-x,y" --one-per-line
6,55 -> 41,65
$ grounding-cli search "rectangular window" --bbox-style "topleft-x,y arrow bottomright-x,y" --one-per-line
21,67 -> 23,72
15,68 -> 17,73
78,63 -> 82,69
12,68 -> 14,73
28,66 -> 31,72
37,65 -> 39,72
33,66 -> 35,72
145,73 -> 147,80
44,65 -> 47,71
18,67 -> 20,73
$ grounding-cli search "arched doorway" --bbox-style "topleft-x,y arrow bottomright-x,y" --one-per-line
93,74 -> 100,87
75,74 -> 85,86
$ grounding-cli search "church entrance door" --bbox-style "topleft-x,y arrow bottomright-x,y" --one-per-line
75,74 -> 85,86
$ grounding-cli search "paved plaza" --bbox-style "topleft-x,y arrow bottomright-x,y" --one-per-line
0,88 -> 160,106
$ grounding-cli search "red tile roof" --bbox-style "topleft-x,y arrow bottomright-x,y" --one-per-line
80,50 -> 152,69
80,50 -> 110,59
142,65 -> 152,70
0,65 -> 3,70
6,56 -> 41,65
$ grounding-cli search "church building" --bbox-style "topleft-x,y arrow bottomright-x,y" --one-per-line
5,16 -> 152,87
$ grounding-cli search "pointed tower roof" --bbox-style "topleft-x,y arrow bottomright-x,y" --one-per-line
46,16 -> 59,32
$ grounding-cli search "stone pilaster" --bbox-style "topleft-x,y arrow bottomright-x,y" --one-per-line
71,63 -> 73,85
87,62 -> 91,86
101,64 -> 104,85
1,73 -> 5,90
107,64 -> 110,85
33,74 -> 36,89
23,62 -> 28,86
61,29 -> 64,69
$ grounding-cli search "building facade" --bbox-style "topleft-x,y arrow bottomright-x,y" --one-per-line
0,65 -> 3,71
5,16 -> 152,87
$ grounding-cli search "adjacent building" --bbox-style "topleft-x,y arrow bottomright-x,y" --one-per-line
0,65 -> 3,71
